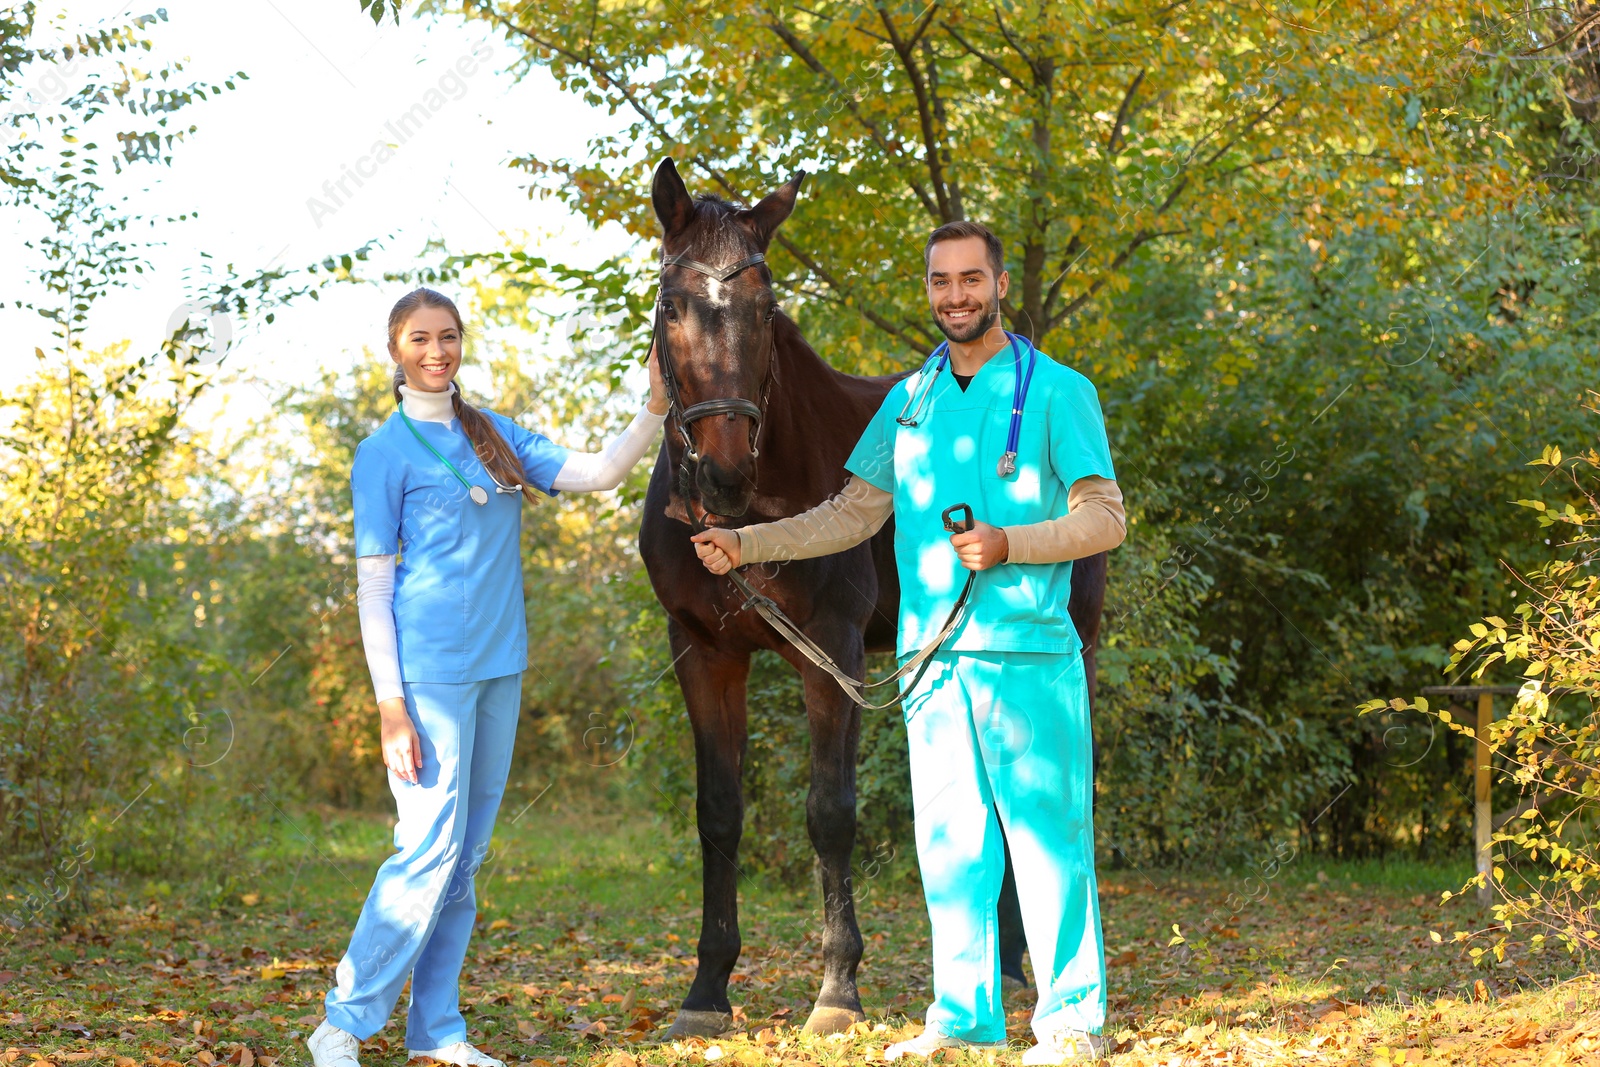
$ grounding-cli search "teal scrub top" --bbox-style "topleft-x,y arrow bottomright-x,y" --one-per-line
351,409 -> 570,684
846,342 -> 1116,658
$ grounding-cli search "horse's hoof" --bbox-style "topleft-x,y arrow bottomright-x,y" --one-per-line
802,1005 -> 866,1035
1001,973 -> 1030,994
664,1009 -> 735,1039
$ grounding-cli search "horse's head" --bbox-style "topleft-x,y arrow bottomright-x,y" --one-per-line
652,156 -> 804,519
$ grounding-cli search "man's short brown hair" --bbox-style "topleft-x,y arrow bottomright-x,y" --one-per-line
924,220 -> 1004,278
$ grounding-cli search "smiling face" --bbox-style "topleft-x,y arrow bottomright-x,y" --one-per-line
389,304 -> 463,391
926,235 -> 1009,344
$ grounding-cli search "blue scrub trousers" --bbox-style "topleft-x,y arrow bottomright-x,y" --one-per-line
900,649 -> 1106,1043
323,672 -> 521,1049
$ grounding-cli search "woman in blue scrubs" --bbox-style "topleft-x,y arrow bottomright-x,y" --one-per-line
308,288 -> 667,1067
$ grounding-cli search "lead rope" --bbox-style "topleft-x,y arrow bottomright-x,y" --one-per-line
721,559 -> 975,710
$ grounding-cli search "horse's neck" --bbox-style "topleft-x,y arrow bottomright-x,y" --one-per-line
749,316 -> 893,519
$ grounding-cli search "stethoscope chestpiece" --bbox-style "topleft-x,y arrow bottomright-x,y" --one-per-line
399,400 -> 524,507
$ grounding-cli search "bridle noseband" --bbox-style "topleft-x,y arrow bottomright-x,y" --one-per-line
654,250 -> 775,510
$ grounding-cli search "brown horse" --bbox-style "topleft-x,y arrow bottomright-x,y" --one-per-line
637,157 -> 1109,1038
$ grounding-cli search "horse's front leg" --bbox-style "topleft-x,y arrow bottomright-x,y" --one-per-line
790,630 -> 868,1034
664,620 -> 753,1039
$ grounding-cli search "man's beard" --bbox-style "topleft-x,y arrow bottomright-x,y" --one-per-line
932,291 -> 999,344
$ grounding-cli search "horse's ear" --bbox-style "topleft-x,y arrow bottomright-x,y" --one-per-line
738,170 -> 806,246
652,157 -> 695,239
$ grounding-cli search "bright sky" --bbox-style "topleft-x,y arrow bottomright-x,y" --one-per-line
2,0 -> 642,442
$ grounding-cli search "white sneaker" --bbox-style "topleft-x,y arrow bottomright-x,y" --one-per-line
407,1042 -> 505,1067
1020,1027 -> 1108,1064
883,1027 -> 1006,1061
308,1022 -> 362,1067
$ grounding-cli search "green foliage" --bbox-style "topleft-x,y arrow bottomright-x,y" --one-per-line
361,0 -> 1600,872
1088,0 -> 1600,862
0,343 -> 207,899
1361,411 -> 1600,966
0,3 -> 380,921
423,0 -> 1532,375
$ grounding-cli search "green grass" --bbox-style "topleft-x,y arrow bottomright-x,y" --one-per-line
1262,855 -> 1480,895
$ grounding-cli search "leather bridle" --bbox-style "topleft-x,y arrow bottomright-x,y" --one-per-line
653,247 -> 978,710
653,249 -> 776,509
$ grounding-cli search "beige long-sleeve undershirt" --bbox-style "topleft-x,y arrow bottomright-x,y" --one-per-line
736,474 -> 1126,566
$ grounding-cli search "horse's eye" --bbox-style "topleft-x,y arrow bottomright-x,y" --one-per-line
764,303 -> 778,323
661,300 -> 679,323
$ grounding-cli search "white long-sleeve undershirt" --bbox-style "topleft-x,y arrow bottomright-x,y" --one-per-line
356,554 -> 404,704
551,405 -> 666,491
357,384 -> 663,704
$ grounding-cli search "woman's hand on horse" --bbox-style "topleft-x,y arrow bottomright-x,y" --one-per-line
951,521 -> 1009,571
691,528 -> 741,574
646,342 -> 669,416
378,698 -> 423,784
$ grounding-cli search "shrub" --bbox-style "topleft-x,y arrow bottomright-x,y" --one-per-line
1359,399 -> 1600,965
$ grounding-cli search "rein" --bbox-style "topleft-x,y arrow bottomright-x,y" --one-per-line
655,248 -> 974,710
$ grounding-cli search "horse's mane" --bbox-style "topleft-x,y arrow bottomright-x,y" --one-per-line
692,192 -> 738,212
681,193 -> 759,261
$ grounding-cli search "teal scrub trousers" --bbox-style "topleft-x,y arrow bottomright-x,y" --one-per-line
900,648 -> 1107,1043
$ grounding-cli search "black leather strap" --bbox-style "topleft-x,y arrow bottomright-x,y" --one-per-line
680,397 -> 763,423
655,250 -> 772,462
662,252 -> 767,282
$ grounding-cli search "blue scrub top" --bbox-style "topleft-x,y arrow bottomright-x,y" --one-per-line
350,408 -> 570,684
846,343 -> 1116,658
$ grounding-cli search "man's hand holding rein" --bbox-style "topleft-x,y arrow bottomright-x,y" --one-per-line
950,521 -> 1009,571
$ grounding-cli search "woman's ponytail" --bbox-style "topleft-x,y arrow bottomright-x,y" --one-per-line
386,288 -> 537,506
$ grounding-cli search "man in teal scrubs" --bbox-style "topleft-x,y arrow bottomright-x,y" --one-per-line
691,222 -> 1126,1063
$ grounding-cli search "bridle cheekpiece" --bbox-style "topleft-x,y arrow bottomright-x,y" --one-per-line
653,250 -> 774,512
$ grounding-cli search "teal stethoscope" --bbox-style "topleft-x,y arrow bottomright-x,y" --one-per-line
896,329 -> 1040,477
397,401 -> 522,506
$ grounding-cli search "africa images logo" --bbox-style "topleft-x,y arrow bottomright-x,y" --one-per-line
306,40 -> 496,229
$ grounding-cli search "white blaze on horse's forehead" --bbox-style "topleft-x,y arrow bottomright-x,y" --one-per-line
704,276 -> 729,309
694,214 -> 746,311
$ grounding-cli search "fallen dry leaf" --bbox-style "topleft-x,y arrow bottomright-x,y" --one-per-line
1495,1020 -> 1542,1049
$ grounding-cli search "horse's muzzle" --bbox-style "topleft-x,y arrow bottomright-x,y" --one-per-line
693,456 -> 755,517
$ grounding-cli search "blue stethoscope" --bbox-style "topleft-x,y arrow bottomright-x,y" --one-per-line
895,329 -> 1039,477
